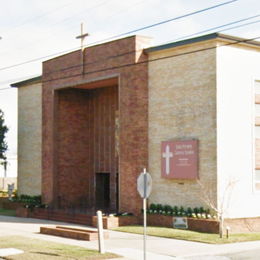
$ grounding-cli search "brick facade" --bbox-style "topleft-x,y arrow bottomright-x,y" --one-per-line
148,40 -> 217,208
55,86 -> 118,210
17,82 -> 42,196
42,36 -> 151,214
14,33 -> 260,221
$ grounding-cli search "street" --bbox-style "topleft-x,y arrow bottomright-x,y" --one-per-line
0,215 -> 260,259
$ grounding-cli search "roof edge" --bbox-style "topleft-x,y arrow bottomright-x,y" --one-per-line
11,76 -> 42,88
145,33 -> 260,53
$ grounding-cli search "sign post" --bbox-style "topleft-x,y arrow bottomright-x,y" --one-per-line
137,168 -> 152,260
97,210 -> 105,254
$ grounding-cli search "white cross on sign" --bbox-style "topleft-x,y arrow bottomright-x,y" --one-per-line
162,144 -> 173,175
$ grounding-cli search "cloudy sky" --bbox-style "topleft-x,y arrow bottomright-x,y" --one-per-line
0,0 -> 260,160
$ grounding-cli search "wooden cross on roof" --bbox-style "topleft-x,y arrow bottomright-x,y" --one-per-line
76,23 -> 89,51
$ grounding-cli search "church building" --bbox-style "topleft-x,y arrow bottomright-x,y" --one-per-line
12,33 -> 260,219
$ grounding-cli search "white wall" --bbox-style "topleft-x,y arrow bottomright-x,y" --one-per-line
217,45 -> 260,218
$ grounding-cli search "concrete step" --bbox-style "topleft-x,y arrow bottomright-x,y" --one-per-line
40,226 -> 109,241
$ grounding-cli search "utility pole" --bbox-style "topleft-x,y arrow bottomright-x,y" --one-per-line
76,23 -> 89,75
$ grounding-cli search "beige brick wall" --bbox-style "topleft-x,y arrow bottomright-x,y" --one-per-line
148,41 -> 217,209
18,83 -> 42,195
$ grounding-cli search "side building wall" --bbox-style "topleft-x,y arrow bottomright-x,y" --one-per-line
148,41 -> 217,209
18,83 -> 42,196
217,44 -> 260,218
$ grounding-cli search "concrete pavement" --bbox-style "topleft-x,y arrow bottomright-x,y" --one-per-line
0,215 -> 260,259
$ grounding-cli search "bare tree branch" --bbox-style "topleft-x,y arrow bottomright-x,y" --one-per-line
196,179 -> 237,238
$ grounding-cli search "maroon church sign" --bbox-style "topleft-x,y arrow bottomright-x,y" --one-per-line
161,140 -> 198,179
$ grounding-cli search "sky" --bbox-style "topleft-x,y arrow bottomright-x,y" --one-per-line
0,0 -> 260,175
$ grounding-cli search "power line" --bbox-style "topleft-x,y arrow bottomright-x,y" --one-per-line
1,11 -> 259,88
49,0 -> 147,37
0,0 -> 109,55
1,15 -> 259,89
40,14 -> 260,78
83,0 -> 240,46
0,0 -> 239,72
219,19 -> 260,33
166,14 -> 260,43
0,0 -> 147,57
42,34 -> 260,84
42,0 -> 109,29
0,87 -> 13,91
97,0 -> 148,22
0,74 -> 40,86
45,0 -> 111,30
2,0 -> 109,37
1,33 -> 259,92
1,0 -> 76,34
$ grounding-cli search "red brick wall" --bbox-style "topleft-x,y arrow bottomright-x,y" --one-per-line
147,215 -> 219,233
92,215 -> 141,229
56,89 -> 90,208
55,86 -> 118,210
147,214 -> 174,228
42,36 -> 151,214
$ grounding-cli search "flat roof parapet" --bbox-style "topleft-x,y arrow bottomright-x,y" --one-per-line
11,76 -> 42,88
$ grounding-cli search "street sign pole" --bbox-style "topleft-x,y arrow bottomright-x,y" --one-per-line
143,196 -> 146,260
137,168 -> 152,260
143,168 -> 147,260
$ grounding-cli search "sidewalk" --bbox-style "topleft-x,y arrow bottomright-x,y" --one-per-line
0,215 -> 260,259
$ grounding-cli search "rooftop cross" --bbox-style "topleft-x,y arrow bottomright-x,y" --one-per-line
75,23 -> 89,75
76,23 -> 89,52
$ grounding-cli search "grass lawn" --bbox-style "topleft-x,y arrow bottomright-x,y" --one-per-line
114,225 -> 260,244
0,208 -> 16,217
0,236 -> 118,260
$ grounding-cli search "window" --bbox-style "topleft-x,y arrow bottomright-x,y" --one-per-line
255,80 -> 260,191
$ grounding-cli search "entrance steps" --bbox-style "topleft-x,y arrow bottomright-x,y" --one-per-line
40,226 -> 109,241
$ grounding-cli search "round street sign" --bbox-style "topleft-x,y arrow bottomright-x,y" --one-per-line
137,169 -> 152,199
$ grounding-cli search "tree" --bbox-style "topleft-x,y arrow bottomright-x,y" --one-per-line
197,179 -> 237,238
0,109 -> 8,161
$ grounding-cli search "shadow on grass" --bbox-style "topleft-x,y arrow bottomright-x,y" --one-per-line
31,252 -> 60,256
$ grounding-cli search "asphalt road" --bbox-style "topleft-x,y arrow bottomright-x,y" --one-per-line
221,248 -> 260,259
179,248 -> 260,259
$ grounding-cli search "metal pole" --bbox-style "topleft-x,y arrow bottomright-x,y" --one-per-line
97,210 -> 105,254
143,168 -> 147,260
143,197 -> 147,260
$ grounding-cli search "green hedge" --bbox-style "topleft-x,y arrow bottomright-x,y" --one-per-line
11,194 -> 46,208
147,203 -> 215,219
